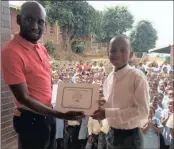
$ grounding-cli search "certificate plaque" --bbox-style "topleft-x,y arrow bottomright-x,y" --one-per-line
55,83 -> 100,115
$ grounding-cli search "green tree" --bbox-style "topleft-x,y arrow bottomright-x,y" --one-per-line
44,1 -> 99,52
44,41 -> 56,54
130,20 -> 158,53
95,6 -> 134,45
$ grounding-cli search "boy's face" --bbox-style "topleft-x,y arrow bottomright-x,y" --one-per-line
168,99 -> 174,113
149,108 -> 155,118
109,38 -> 133,68
159,83 -> 165,92
168,90 -> 174,99
152,96 -> 159,106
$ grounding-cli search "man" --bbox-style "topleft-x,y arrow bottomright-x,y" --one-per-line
137,63 -> 146,73
92,35 -> 150,149
77,60 -> 85,73
161,60 -> 171,73
1,2 -> 82,149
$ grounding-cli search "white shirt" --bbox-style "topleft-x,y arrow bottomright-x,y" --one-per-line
88,117 -> 109,135
103,65 -> 150,129
143,64 -> 148,71
162,64 -> 171,73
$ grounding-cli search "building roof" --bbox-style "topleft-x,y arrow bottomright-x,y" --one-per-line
9,4 -> 21,10
149,45 -> 172,54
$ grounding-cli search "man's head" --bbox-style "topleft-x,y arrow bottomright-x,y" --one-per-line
109,35 -> 133,68
17,1 -> 46,43
164,60 -> 168,65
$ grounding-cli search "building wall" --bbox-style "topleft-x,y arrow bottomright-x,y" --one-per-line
1,2 -> 18,149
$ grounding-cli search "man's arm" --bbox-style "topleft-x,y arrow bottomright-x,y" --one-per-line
9,83 -> 64,118
105,72 -> 150,123
1,50 -> 82,120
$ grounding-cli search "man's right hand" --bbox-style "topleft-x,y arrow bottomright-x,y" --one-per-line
60,111 -> 84,120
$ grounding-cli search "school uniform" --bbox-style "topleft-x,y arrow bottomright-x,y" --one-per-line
103,64 -> 150,149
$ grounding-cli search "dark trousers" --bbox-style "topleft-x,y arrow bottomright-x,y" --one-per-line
65,125 -> 81,149
106,127 -> 143,149
13,109 -> 56,149
56,138 -> 64,149
79,139 -> 88,149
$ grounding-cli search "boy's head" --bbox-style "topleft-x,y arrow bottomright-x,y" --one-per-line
108,35 -> 133,69
149,105 -> 155,118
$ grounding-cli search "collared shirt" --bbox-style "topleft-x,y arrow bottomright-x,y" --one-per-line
166,114 -> 174,129
103,64 -> 150,129
1,34 -> 52,108
88,117 -> 109,135
68,120 -> 81,126
154,105 -> 163,119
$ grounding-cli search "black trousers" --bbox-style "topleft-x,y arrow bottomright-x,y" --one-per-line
56,138 -> 64,149
106,127 -> 143,149
13,109 -> 56,149
65,125 -> 81,149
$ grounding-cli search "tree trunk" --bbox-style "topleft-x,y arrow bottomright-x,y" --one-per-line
62,27 -> 73,53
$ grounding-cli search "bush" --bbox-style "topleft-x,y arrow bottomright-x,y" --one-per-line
44,41 -> 56,54
72,41 -> 85,54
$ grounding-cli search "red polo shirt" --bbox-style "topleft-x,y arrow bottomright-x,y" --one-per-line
1,34 -> 52,107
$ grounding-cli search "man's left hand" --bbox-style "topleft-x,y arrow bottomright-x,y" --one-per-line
91,108 -> 106,120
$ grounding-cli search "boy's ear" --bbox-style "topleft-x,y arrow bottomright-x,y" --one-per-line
17,15 -> 21,25
129,51 -> 134,60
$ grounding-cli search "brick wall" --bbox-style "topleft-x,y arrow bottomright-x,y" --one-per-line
1,1 -> 18,149
170,45 -> 174,66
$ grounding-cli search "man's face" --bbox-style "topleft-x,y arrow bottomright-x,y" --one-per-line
17,6 -> 45,43
109,38 -> 132,68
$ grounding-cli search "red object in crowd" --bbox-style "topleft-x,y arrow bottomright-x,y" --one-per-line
84,64 -> 91,71
77,64 -> 84,72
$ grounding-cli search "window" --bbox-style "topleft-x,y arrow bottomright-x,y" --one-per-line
59,28 -> 63,36
50,24 -> 55,35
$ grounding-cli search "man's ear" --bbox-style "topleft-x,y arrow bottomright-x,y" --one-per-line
17,15 -> 21,25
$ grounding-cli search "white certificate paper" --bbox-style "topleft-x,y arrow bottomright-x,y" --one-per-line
55,83 -> 100,115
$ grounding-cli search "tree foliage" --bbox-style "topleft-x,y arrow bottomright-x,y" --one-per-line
130,20 -> 158,52
44,1 -> 98,52
44,41 -> 56,55
95,6 -> 134,44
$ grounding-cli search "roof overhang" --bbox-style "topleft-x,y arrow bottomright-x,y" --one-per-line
149,45 -> 172,54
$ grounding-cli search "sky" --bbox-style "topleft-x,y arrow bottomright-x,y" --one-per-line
9,1 -> 173,49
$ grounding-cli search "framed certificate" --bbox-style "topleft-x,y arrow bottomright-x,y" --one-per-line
55,83 -> 100,115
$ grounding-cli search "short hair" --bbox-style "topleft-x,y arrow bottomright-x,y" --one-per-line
110,35 -> 133,51
110,35 -> 130,43
20,1 -> 46,16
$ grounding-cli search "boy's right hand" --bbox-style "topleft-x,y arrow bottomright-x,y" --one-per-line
88,135 -> 93,143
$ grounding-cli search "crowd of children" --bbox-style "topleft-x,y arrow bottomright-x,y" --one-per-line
51,60 -> 174,149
